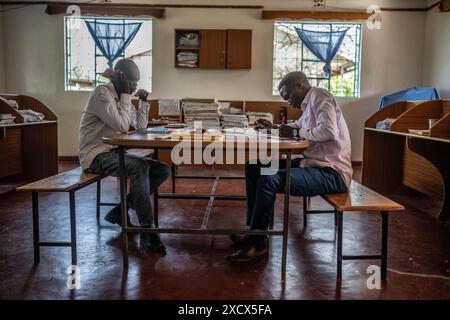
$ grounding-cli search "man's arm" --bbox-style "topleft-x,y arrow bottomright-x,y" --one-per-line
94,86 -> 132,133
130,100 -> 150,129
298,97 -> 338,142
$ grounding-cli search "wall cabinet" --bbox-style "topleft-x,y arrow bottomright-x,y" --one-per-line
175,29 -> 252,69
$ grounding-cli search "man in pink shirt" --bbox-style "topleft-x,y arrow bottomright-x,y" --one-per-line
227,71 -> 352,265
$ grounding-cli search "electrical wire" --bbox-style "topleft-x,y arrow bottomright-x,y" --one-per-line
0,4 -> 29,12
388,268 -> 450,281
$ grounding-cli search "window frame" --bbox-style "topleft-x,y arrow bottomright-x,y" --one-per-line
64,15 -> 153,92
272,20 -> 362,99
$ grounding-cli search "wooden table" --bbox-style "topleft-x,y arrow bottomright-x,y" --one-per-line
103,131 -> 309,273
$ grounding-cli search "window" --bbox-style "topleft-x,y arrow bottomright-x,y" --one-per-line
64,16 -> 152,92
273,22 -> 362,98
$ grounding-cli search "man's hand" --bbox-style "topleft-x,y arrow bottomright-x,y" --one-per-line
279,124 -> 296,138
254,118 -> 278,131
136,89 -> 149,101
113,71 -> 132,95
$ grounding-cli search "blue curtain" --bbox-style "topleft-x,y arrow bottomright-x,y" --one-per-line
85,21 -> 142,68
294,27 -> 348,76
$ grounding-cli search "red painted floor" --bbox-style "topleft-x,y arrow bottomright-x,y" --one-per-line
0,162 -> 449,299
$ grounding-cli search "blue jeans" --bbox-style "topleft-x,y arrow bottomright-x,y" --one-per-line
245,158 -> 347,230
88,150 -> 171,227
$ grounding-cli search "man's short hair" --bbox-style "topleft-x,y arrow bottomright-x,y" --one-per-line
113,58 -> 140,81
278,71 -> 310,91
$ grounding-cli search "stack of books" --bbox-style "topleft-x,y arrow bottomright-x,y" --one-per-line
246,112 -> 274,125
221,114 -> 249,128
182,100 -> 221,130
0,113 -> 15,125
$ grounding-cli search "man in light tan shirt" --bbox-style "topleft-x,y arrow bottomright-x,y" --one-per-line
79,59 -> 170,253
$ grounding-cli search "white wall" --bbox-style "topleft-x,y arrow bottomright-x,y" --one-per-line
2,1 -> 427,159
423,9 -> 450,98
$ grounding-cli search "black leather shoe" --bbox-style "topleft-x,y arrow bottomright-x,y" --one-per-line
225,237 -> 269,265
140,233 -> 166,253
104,204 -> 136,227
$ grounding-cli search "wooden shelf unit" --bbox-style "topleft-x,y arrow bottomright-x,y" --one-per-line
362,99 -> 450,221
0,94 -> 58,181
175,29 -> 252,69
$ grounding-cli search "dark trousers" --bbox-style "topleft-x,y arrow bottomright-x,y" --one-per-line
245,158 -> 347,231
88,150 -> 170,227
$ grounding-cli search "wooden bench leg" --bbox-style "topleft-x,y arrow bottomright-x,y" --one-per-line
336,210 -> 343,280
381,211 -> 388,280
69,191 -> 77,266
32,192 -> 40,264
96,180 -> 101,223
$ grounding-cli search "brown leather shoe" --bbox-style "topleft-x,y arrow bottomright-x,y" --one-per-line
225,238 -> 269,265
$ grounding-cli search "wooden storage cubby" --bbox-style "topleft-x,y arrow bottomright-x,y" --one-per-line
363,99 -> 450,221
175,29 -> 200,69
0,94 -> 58,181
175,29 -> 252,69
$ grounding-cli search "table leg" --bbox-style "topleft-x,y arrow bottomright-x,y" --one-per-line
118,147 -> 129,268
153,149 -> 159,228
281,150 -> 291,275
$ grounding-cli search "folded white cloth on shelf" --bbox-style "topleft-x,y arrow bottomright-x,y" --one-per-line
0,96 -> 19,109
18,109 -> 45,122
0,113 -> 15,120
0,118 -> 15,125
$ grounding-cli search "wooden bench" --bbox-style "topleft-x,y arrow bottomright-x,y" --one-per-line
16,167 -> 112,266
302,180 -> 405,279
15,148 -> 156,266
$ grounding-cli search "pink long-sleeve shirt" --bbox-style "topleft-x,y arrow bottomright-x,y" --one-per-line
292,87 -> 353,187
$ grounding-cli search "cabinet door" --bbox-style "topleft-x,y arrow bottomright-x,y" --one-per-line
199,30 -> 227,69
0,127 -> 22,178
226,29 -> 252,69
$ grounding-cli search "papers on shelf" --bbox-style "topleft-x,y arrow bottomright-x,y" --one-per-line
246,112 -> 274,125
0,113 -> 15,125
221,114 -> 249,128
182,100 -> 221,130
158,99 -> 181,117
376,118 -> 396,130
408,129 -> 430,136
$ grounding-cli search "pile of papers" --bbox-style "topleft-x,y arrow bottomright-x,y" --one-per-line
221,114 -> 249,128
182,100 -> 221,130
376,118 -> 396,130
246,112 -> 274,125
178,32 -> 199,48
0,113 -> 15,125
176,52 -> 199,68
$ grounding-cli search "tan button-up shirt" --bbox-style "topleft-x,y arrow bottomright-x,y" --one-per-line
78,82 -> 149,170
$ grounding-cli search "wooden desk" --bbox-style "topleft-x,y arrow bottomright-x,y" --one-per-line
103,131 -> 309,273
362,100 -> 450,221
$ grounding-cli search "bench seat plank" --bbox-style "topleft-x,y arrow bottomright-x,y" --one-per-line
16,167 -> 104,193
323,180 -> 405,212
